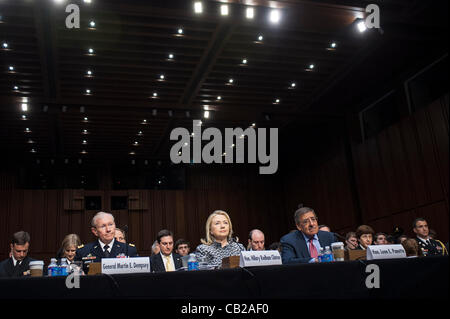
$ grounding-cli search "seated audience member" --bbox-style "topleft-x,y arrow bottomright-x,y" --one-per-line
75,212 -> 138,263
115,228 -> 126,243
174,239 -> 191,257
345,232 -> 358,250
413,218 -> 448,256
247,229 -> 265,251
151,240 -> 160,255
57,234 -> 81,264
195,210 -> 245,268
397,234 -> 408,244
386,235 -> 396,244
268,242 -> 282,254
401,238 -> 422,257
280,206 -> 336,264
318,225 -> 331,232
150,230 -> 182,272
374,232 -> 387,245
0,231 -> 34,278
355,225 -> 375,250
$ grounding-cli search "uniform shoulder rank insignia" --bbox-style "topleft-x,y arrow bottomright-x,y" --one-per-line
78,244 -> 84,249
129,243 -> 135,247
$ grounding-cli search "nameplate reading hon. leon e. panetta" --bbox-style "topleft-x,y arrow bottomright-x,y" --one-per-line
101,257 -> 151,274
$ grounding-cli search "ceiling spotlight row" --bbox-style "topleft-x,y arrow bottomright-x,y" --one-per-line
192,2 -> 282,24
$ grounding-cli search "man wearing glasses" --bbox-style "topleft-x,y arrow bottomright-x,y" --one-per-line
281,206 -> 336,264
76,212 -> 138,263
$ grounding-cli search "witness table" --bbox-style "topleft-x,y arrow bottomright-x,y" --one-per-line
0,256 -> 447,299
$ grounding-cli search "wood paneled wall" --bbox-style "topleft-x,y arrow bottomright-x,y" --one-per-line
0,167 -> 288,261
284,94 -> 449,241
351,94 -> 449,240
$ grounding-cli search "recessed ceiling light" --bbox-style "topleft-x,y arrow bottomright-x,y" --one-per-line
246,7 -> 255,19
168,53 -> 174,59
309,64 -> 315,69
291,82 -> 296,88
217,96 -> 221,100
251,123 -> 256,127
85,89 -> 91,94
257,35 -> 263,42
269,9 -> 281,24
82,129 -> 88,134
242,58 -> 247,64
13,86 -> 19,91
357,21 -> 367,33
194,2 -> 203,14
8,65 -> 14,71
21,115 -> 27,120
143,119 -> 147,123
138,131 -> 143,136
204,110 -> 209,119
27,139 -> 34,144
177,28 -> 183,34
30,148 -> 36,153
83,117 -> 88,122
129,151 -> 135,155
81,150 -> 88,154
134,141 -> 139,146
21,103 -> 28,111
228,78 -> 234,83
82,140 -> 87,144
275,99 -> 280,104
220,5 -> 229,16
159,74 -> 165,80
25,127 -> 31,132
331,42 -> 337,48
86,70 -> 93,76
89,21 -> 96,28
87,48 -> 94,55
2,42 -> 8,49
153,92 -> 158,97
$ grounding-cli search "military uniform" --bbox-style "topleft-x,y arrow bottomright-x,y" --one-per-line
415,237 -> 447,256
75,239 -> 138,263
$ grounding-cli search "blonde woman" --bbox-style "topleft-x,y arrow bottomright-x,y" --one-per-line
57,234 -> 81,264
195,210 -> 245,268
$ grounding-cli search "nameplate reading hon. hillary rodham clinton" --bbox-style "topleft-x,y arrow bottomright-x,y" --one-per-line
101,257 -> 151,274
366,245 -> 406,260
239,250 -> 282,267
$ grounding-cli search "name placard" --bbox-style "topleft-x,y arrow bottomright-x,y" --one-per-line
366,245 -> 406,260
101,257 -> 151,274
239,250 -> 282,267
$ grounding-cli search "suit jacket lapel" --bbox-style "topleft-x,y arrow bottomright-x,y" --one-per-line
93,243 -> 104,259
297,231 -> 310,259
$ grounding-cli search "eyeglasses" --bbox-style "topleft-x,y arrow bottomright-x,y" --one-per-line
96,222 -> 115,231
300,217 -> 318,226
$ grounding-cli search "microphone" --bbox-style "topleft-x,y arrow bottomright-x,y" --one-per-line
332,232 -> 346,241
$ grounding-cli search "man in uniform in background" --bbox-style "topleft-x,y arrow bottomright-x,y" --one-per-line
0,231 -> 35,278
413,218 -> 448,256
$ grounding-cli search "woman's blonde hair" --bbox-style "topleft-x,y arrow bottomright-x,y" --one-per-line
60,233 -> 81,252
201,210 -> 234,245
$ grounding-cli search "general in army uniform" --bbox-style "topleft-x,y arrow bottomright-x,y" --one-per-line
75,212 -> 138,264
413,217 -> 448,256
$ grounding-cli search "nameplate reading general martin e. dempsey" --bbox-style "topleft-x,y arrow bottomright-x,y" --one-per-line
101,257 -> 151,274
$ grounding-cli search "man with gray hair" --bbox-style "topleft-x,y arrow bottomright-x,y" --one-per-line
280,206 -> 336,264
76,212 -> 138,264
247,229 -> 265,251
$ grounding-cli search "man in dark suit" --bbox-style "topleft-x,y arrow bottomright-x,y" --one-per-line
150,229 -> 182,272
0,231 -> 35,278
75,212 -> 138,265
281,206 -> 336,264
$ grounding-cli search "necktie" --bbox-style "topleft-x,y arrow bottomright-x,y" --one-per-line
104,245 -> 110,258
15,260 -> 21,268
309,238 -> 318,259
165,255 -> 174,271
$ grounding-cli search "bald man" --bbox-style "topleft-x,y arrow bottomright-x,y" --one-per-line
248,229 -> 265,251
